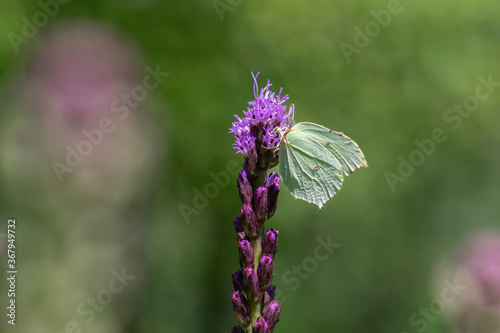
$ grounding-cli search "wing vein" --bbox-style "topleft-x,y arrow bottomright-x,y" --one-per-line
289,147 -> 330,206
304,133 -> 355,172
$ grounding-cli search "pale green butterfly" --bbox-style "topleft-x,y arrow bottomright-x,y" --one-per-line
276,105 -> 368,209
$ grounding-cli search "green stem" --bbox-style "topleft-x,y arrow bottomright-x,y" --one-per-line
257,171 -> 267,187
246,169 -> 267,333
252,237 -> 262,271
248,235 -> 262,331
250,296 -> 262,329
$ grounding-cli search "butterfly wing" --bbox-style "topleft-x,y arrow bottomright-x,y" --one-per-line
279,122 -> 367,208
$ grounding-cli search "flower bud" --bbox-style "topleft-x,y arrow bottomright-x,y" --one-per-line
232,291 -> 250,326
262,285 -> 276,310
263,300 -> 281,331
266,172 -> 280,218
241,204 -> 258,238
232,325 -> 245,333
238,240 -> 254,268
232,270 -> 244,292
234,217 -> 246,241
246,146 -> 258,175
243,267 -> 261,302
255,187 -> 268,221
257,255 -> 274,290
253,317 -> 270,333
237,170 -> 253,206
262,229 -> 278,257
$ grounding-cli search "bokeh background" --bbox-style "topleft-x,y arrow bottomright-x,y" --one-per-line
0,1 -> 500,332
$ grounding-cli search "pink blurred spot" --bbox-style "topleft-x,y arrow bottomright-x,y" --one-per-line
464,233 -> 500,304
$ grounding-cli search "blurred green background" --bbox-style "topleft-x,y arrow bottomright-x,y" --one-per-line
0,0 -> 500,332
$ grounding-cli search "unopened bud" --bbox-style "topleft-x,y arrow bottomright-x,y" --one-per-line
262,285 -> 276,310
253,317 -> 270,333
238,240 -> 254,268
243,267 -> 261,302
241,204 -> 258,238
237,170 -> 253,205
263,300 -> 281,331
255,187 -> 269,221
232,291 -> 250,326
258,255 -> 274,290
266,172 -> 280,218
262,229 -> 278,257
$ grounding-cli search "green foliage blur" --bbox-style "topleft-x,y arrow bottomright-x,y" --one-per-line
0,0 -> 500,332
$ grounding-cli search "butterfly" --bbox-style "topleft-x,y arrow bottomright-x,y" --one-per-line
277,105 -> 368,208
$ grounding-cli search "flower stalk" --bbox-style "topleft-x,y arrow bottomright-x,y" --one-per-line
230,73 -> 289,333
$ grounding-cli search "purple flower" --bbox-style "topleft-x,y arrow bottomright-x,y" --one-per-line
229,73 -> 292,171
230,73 -> 286,331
